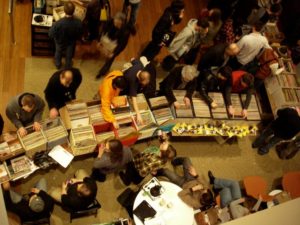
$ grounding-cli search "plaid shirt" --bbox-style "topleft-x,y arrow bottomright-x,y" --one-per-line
133,152 -> 165,177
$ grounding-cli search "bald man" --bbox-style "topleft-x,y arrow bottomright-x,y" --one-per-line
197,43 -> 239,73
44,68 -> 82,119
120,57 -> 151,124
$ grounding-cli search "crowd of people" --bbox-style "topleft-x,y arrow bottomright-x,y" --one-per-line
1,0 -> 300,224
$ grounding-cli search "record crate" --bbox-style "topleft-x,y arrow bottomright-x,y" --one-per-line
17,125 -> 47,158
70,125 -> 97,156
41,117 -> 68,149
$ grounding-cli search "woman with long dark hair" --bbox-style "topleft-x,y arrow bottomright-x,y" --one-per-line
92,139 -> 133,182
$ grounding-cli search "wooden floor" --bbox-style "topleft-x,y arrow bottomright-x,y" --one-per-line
0,0 -> 203,132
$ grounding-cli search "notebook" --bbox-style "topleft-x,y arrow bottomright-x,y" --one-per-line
133,200 -> 157,223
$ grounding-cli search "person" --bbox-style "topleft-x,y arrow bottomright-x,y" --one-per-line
49,169 -> 97,211
96,12 -> 130,78
158,157 -> 214,210
197,43 -> 239,73
83,0 -> 102,41
2,178 -> 54,223
224,70 -> 255,118
44,68 -> 82,119
162,18 -> 209,71
5,93 -> 45,137
141,61 -> 157,99
141,0 -> 185,61
207,171 -> 261,219
202,8 -> 223,47
159,65 -> 199,109
230,21 -> 271,73
99,70 -> 127,129
48,2 -> 83,69
252,107 -> 300,155
91,139 -> 133,182
120,57 -> 151,124
123,0 -> 141,35
119,139 -> 177,185
198,66 -> 232,108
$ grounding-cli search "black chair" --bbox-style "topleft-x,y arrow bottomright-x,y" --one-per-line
22,217 -> 51,225
68,199 -> 101,223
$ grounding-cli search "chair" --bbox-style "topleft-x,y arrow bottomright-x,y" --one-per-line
67,199 -> 101,223
282,171 -> 300,199
22,217 -> 50,225
243,176 -> 273,202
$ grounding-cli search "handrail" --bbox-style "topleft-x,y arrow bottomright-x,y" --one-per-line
8,0 -> 16,45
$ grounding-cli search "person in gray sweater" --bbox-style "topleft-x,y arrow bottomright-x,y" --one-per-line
6,93 -> 45,137
92,139 -> 133,182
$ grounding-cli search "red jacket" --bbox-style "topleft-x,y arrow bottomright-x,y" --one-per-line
231,70 -> 247,93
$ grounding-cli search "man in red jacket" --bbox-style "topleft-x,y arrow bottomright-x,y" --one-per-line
224,70 -> 254,118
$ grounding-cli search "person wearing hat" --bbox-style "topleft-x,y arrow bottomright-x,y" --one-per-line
224,70 -> 255,118
158,65 -> 199,109
5,92 -> 45,137
96,12 -> 131,78
1,178 -> 54,223
49,2 -> 83,69
140,0 -> 185,61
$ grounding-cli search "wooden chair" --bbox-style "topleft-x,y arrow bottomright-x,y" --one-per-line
282,171 -> 300,199
243,176 -> 273,202
66,199 -> 101,223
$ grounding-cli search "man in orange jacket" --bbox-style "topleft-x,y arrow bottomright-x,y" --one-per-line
99,71 -> 127,129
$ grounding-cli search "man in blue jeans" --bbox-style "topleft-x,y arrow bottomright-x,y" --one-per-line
49,2 -> 83,69
158,157 -> 214,210
123,0 -> 141,35
2,178 -> 54,222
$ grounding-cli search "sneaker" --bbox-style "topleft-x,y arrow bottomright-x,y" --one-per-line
119,171 -> 130,186
258,148 -> 269,155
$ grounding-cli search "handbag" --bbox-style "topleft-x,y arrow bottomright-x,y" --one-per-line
97,34 -> 117,58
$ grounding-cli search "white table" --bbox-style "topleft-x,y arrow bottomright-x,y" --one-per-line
133,181 -> 194,225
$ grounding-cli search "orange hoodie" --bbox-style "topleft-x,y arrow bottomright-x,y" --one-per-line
99,70 -> 123,123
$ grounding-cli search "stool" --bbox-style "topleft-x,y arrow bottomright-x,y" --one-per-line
68,199 -> 101,223
22,217 -> 50,225
282,171 -> 300,199
243,176 -> 273,202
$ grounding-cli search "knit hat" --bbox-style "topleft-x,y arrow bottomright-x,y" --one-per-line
29,195 -> 45,213
182,65 -> 199,81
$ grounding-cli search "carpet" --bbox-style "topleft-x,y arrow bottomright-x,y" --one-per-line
17,57 -> 300,225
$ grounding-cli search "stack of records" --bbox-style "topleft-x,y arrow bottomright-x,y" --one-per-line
70,125 -> 97,156
116,114 -> 134,126
117,126 -> 137,139
66,102 -> 89,128
173,90 -> 194,118
111,96 -> 130,114
152,108 -> 174,125
278,58 -> 296,74
134,93 -> 149,111
133,110 -> 157,131
88,104 -> 105,124
241,94 -> 261,121
230,94 -> 243,119
149,96 -> 169,109
18,127 -> 47,158
95,131 -> 115,143
42,117 -> 68,149
0,164 -> 9,183
0,142 -> 11,158
5,155 -> 36,180
209,92 -> 228,119
192,92 -> 211,118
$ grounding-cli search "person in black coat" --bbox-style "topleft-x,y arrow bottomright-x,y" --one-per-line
44,68 -> 82,119
96,12 -> 130,78
159,65 -> 199,109
197,66 -> 232,108
49,2 -> 83,69
2,178 -> 54,223
0,114 -> 4,135
252,107 -> 300,155
140,0 -> 185,61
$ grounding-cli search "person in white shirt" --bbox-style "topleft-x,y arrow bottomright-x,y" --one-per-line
236,21 -> 271,66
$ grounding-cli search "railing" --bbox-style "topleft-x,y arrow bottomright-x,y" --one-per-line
8,0 -> 16,44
